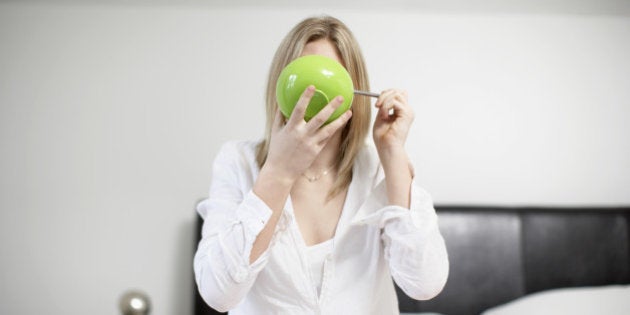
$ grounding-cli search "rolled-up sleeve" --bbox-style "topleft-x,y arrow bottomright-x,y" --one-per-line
193,142 -> 275,312
382,181 -> 449,300
352,173 -> 449,301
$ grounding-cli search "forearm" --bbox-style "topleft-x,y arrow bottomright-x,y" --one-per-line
378,145 -> 413,208
194,191 -> 277,311
380,184 -> 449,300
250,164 -> 295,263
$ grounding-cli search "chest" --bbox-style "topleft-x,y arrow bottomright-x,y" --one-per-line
290,181 -> 348,246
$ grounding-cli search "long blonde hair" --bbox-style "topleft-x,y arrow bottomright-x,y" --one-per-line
256,16 -> 371,198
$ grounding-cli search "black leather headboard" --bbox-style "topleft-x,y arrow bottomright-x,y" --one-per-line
194,206 -> 630,315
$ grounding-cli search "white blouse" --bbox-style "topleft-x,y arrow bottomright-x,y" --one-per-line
194,140 -> 449,315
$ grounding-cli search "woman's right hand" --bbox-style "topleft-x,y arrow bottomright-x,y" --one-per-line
263,85 -> 353,186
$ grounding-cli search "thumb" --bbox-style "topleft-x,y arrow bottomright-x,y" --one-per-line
272,109 -> 284,134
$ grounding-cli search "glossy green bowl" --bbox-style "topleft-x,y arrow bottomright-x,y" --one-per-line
276,55 -> 354,123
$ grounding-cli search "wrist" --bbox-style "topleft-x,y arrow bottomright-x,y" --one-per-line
253,163 -> 296,214
377,144 -> 407,165
258,162 -> 298,189
376,146 -> 412,208
378,146 -> 413,179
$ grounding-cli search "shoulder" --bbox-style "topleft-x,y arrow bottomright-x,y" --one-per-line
216,140 -> 259,159
214,140 -> 260,164
211,139 -> 262,177
208,139 -> 262,194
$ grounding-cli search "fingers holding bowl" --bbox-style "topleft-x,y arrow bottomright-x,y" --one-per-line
316,108 -> 353,145
306,95 -> 345,131
286,85 -> 316,127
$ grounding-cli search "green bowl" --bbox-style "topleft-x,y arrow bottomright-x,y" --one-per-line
276,55 -> 354,123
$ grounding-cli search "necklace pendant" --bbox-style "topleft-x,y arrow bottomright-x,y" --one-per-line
302,166 -> 333,182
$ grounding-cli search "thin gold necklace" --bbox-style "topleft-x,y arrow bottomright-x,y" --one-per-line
302,165 -> 335,182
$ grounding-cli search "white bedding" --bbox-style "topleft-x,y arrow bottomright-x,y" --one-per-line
482,285 -> 630,315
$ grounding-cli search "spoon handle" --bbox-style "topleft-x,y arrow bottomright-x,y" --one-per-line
353,90 -> 380,98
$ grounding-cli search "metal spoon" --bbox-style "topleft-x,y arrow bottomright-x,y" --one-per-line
354,90 -> 380,98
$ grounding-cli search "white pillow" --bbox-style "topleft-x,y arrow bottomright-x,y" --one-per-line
482,285 -> 630,315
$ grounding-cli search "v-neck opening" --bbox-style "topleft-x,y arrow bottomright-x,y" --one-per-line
285,177 -> 356,305
286,174 -> 356,250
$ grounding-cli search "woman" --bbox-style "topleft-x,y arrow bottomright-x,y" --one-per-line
194,16 -> 448,314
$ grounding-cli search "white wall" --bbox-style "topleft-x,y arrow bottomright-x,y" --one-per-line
1,1 -> 629,314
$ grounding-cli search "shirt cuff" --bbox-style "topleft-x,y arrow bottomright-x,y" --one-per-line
236,190 -> 274,237
222,190 -> 274,282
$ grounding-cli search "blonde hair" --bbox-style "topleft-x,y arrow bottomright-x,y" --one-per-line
256,16 -> 371,198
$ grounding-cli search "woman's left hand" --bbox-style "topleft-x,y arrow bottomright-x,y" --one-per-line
373,88 -> 414,152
